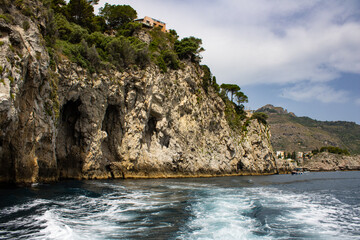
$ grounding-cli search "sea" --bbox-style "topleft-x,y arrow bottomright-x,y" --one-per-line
0,171 -> 359,240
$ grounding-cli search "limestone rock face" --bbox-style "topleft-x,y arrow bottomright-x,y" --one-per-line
0,5 -> 56,183
275,159 -> 297,174
302,152 -> 360,171
46,62 -> 278,181
0,4 -> 279,184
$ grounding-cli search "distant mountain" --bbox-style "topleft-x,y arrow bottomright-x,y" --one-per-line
256,104 -> 360,154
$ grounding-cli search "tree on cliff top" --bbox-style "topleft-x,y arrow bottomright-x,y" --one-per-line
234,91 -> 248,106
251,112 -> 268,125
99,3 -> 137,30
220,84 -> 240,102
46,0 -> 66,14
175,37 -> 204,63
66,0 -> 95,28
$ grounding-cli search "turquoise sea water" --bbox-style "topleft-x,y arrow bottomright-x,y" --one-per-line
0,171 -> 359,239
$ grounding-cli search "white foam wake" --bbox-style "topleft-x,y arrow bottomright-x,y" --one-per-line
36,210 -> 79,240
177,186 -> 360,239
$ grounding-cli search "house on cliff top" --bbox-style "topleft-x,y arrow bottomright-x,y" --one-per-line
135,16 -> 168,32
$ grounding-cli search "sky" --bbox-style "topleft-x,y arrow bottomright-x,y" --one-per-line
95,0 -> 360,123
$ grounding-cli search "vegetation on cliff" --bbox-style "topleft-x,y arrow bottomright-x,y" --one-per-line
0,0 -> 254,136
257,104 -> 360,154
312,146 -> 350,156
251,112 -> 268,125
33,0 -> 250,131
37,0 -> 206,74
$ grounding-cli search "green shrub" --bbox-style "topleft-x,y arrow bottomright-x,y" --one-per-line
251,112 -> 268,125
148,28 -> 180,72
86,32 -> 111,49
175,36 -> 204,62
23,20 -> 30,31
105,36 -> 149,70
117,22 -> 142,37
55,13 -> 73,41
169,29 -> 178,39
91,16 -> 106,32
201,65 -> 211,93
14,0 -> 23,8
44,0 -> 66,15
133,45 -> 150,68
222,95 -> 247,132
312,148 -> 320,155
162,50 -> 180,70
149,28 -> 169,53
241,119 -> 251,132
156,55 -> 167,72
87,44 -> 101,68
212,76 -> 220,93
14,0 -> 32,16
0,14 -> 11,23
43,9 -> 58,47
106,36 -> 136,69
55,40 -> 84,65
21,7 -> 33,17
69,23 -> 88,44
319,146 -> 350,155
47,47 -> 57,69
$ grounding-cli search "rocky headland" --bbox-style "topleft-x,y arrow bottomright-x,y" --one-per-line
0,0 -> 285,184
256,104 -> 360,155
302,152 -> 360,172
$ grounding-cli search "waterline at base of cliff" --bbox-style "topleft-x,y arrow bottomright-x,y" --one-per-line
1,171 -> 359,240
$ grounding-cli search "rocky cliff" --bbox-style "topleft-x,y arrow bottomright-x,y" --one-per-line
0,2 -> 281,184
302,152 -> 360,171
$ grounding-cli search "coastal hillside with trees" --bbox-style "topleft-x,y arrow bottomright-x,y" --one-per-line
257,104 -> 360,155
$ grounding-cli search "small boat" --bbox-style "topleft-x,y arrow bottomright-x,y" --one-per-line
291,168 -> 304,175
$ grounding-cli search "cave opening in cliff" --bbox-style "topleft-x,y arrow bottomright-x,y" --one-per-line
148,116 -> 157,137
101,104 -> 122,162
144,116 -> 158,149
56,99 -> 82,178
237,161 -> 245,171
61,99 -> 82,147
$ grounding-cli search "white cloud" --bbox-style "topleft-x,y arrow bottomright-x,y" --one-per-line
280,83 -> 349,103
96,0 -> 360,87
200,1 -> 360,86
